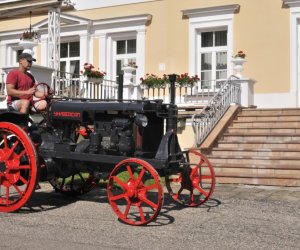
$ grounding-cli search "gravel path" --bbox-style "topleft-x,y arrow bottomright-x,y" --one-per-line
0,183 -> 299,250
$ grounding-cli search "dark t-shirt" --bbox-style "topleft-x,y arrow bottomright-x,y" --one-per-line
6,69 -> 36,104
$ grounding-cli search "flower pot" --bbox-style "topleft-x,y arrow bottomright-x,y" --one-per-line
82,75 -> 103,83
19,40 -> 38,55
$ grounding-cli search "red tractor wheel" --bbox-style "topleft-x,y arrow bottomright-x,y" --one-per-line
165,149 -> 215,207
107,158 -> 163,226
0,122 -> 38,212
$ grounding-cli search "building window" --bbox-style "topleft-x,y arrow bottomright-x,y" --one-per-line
60,41 -> 80,78
114,39 -> 137,82
199,30 -> 228,89
183,4 -> 237,92
16,49 -> 23,62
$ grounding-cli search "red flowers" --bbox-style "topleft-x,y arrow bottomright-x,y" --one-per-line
234,50 -> 246,59
140,73 -> 200,88
176,73 -> 199,86
82,63 -> 106,79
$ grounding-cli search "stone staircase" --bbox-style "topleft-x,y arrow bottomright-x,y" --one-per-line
206,108 -> 300,186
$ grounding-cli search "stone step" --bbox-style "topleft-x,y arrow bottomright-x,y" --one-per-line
240,108 -> 300,116
227,127 -> 300,134
222,133 -> 300,142
208,155 -> 300,165
212,163 -> 300,186
213,166 -> 300,179
236,115 -> 300,122
217,141 -> 300,149
210,148 -> 300,157
212,162 -> 300,170
216,176 -> 300,186
231,121 -> 300,128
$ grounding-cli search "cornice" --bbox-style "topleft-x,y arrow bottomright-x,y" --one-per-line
182,4 -> 240,18
282,0 -> 300,7
93,14 -> 152,29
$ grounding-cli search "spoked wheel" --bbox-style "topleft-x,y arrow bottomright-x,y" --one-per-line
49,172 -> 97,196
0,122 -> 38,212
107,158 -> 163,226
165,149 -> 215,207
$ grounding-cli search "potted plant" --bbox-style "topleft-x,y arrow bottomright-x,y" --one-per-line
140,74 -> 169,88
231,50 -> 247,78
81,63 -> 106,83
19,29 -> 39,55
176,73 -> 200,87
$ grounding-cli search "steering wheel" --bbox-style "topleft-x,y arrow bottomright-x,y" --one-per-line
30,82 -> 53,115
35,82 -> 53,100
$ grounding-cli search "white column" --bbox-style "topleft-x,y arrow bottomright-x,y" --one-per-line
41,35 -> 48,67
238,78 -> 256,107
80,33 -> 89,66
136,28 -> 146,81
98,33 -> 107,77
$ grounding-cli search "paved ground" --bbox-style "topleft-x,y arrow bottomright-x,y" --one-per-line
0,183 -> 299,250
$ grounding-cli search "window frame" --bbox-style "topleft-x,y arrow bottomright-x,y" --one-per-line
183,5 -> 237,91
197,28 -> 229,90
59,40 -> 80,78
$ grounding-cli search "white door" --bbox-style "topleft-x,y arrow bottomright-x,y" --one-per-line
197,29 -> 228,92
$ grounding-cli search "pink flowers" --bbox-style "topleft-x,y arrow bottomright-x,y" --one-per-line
81,63 -> 106,79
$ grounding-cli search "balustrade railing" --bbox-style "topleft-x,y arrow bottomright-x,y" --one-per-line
192,75 -> 241,147
141,79 -> 225,105
0,72 -> 6,95
52,71 -> 118,100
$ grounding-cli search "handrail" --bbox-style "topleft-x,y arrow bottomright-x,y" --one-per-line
52,71 -> 118,100
192,75 -> 241,147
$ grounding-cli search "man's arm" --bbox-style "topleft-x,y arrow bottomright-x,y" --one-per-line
6,83 -> 36,98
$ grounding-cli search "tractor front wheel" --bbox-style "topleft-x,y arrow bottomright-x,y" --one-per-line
107,158 -> 163,226
0,122 -> 38,212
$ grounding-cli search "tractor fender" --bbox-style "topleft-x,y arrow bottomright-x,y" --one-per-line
155,130 -> 182,161
0,110 -> 30,126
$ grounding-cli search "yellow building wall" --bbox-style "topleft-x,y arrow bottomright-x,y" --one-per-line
0,0 -> 293,148
0,0 -> 291,95
69,0 -> 290,94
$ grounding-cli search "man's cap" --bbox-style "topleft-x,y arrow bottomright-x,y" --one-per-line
18,53 -> 36,62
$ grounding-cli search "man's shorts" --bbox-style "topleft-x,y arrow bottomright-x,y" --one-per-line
8,98 -> 44,112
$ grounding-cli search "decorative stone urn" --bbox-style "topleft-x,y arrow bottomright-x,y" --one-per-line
122,66 -> 136,85
231,57 -> 246,78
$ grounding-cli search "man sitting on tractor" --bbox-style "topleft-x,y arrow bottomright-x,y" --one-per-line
6,53 -> 50,114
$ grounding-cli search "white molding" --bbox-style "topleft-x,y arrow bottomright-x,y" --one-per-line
285,4 -> 300,106
93,15 -> 150,82
283,0 -> 300,7
186,12 -> 234,79
93,14 -> 151,30
182,4 -> 240,18
254,92 -> 297,108
73,0 -> 157,10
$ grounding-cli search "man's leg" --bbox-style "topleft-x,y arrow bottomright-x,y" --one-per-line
33,99 -> 47,112
11,100 -> 31,113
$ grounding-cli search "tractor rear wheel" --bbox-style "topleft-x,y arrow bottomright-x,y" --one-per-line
165,149 -> 215,207
107,158 -> 163,226
49,172 -> 97,196
0,122 -> 38,212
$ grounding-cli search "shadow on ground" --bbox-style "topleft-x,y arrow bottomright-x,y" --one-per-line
19,183 -> 221,227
